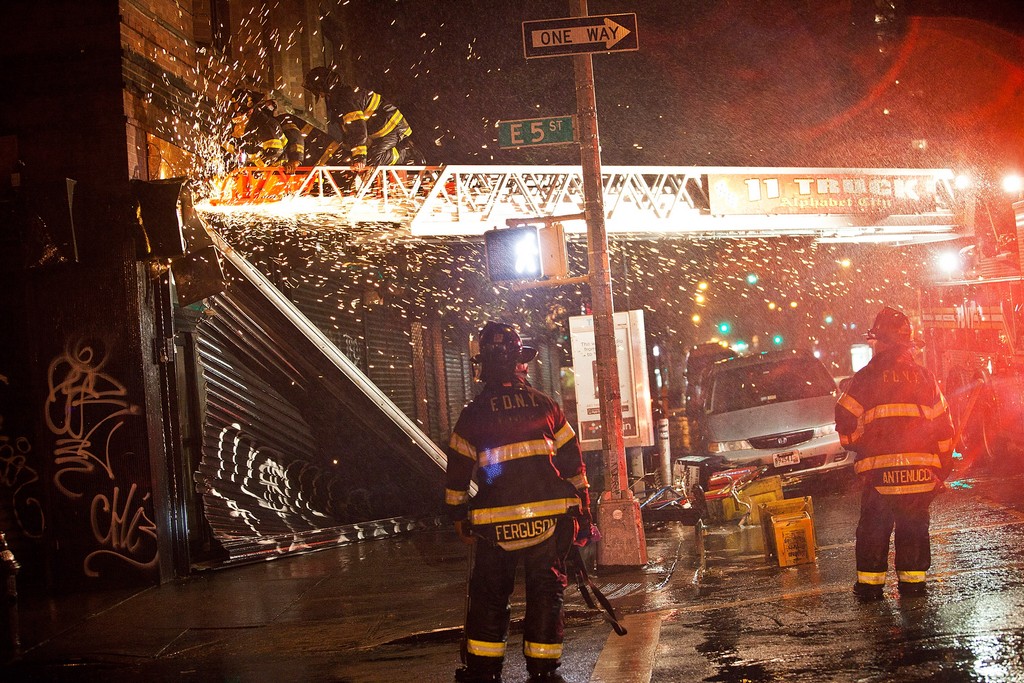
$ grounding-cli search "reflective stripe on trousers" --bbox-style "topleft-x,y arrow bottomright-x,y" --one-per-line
463,517 -> 572,678
855,485 -> 935,581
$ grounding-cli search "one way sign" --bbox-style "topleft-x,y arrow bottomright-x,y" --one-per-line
522,13 -> 638,59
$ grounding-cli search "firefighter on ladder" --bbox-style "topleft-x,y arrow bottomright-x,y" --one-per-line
262,98 -> 308,174
301,65 -> 424,171
444,321 -> 593,683
836,306 -> 955,600
222,89 -> 308,201
225,89 -> 290,169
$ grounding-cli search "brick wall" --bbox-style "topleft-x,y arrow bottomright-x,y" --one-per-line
120,0 -> 326,181
0,0 -> 334,589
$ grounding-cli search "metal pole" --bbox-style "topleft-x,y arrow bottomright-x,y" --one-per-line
570,0 -> 646,567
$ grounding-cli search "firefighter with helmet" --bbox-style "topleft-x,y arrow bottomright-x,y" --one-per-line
302,65 -> 423,172
836,306 -> 955,600
225,89 -> 307,173
445,321 -> 593,683
225,89 -> 289,169
262,97 -> 308,174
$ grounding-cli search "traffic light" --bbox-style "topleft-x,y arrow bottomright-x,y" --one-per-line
772,334 -> 784,346
484,225 -> 541,281
537,221 -> 568,278
717,321 -> 732,335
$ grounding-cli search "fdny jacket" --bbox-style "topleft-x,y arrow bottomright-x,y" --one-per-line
324,85 -> 411,165
835,347 -> 954,495
229,108 -> 288,167
277,113 -> 309,167
444,377 -> 590,550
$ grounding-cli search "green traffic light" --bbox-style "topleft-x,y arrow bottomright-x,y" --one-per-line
772,334 -> 784,345
745,273 -> 758,285
717,321 -> 732,334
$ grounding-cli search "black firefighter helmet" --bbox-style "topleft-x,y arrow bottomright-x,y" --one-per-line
302,66 -> 342,99
473,321 -> 537,382
867,306 -> 912,345
230,88 -> 264,114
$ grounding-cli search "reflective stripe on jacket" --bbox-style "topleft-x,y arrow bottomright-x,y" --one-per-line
835,347 -> 954,495
277,114 -> 309,165
325,85 -> 410,163
444,377 -> 589,547
235,109 -> 288,166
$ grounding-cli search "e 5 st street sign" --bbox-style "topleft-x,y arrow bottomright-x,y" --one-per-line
498,116 -> 576,149
522,13 -> 638,59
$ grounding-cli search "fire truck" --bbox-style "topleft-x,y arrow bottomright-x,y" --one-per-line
918,198 -> 1024,468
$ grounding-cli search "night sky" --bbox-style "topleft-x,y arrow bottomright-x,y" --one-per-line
328,0 -> 1023,172
214,1 -> 1023,384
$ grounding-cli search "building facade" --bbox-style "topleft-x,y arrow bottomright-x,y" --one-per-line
0,0 -> 545,595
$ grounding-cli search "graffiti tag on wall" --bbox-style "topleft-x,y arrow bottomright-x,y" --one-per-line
0,372 -> 45,538
86,482 -> 157,577
44,340 -> 158,578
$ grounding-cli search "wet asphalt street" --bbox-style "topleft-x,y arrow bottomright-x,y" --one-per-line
5,459 -> 1024,682
651,464 -> 1024,683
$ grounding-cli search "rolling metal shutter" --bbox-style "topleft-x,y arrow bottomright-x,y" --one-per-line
286,282 -> 365,370
364,306 -> 416,417
190,244 -> 446,566
444,334 -> 472,423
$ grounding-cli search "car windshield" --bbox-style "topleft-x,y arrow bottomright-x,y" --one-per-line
708,356 -> 836,414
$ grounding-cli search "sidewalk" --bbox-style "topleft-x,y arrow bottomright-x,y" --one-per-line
4,520 -> 700,682
13,469 -> 1018,683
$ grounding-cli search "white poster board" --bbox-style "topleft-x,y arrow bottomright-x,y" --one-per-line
850,343 -> 873,373
569,310 -> 653,451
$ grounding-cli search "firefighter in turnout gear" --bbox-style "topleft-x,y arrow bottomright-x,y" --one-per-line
445,322 -> 592,683
302,66 -> 423,171
262,98 -> 308,173
835,306 -> 955,601
225,89 -> 290,169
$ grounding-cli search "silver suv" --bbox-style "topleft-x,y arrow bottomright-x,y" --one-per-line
693,349 -> 853,478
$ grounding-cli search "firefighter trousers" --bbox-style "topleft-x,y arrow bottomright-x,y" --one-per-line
856,486 -> 936,587
367,124 -> 414,166
463,517 -> 573,678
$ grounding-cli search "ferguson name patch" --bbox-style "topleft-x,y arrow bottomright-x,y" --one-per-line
495,518 -> 555,542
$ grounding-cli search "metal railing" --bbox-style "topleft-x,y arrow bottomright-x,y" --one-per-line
203,164 -> 962,243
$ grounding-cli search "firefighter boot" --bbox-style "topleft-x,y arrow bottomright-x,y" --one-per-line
454,666 -> 502,683
852,582 -> 884,602
898,581 -> 927,596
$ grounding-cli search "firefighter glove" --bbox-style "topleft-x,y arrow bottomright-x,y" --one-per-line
575,509 -> 597,547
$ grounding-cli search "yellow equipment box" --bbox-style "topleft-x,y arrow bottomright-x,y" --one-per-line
720,475 -> 783,524
759,496 -> 817,567
758,496 -> 815,528
771,513 -> 816,567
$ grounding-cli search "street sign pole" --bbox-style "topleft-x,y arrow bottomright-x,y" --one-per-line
569,0 -> 647,568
